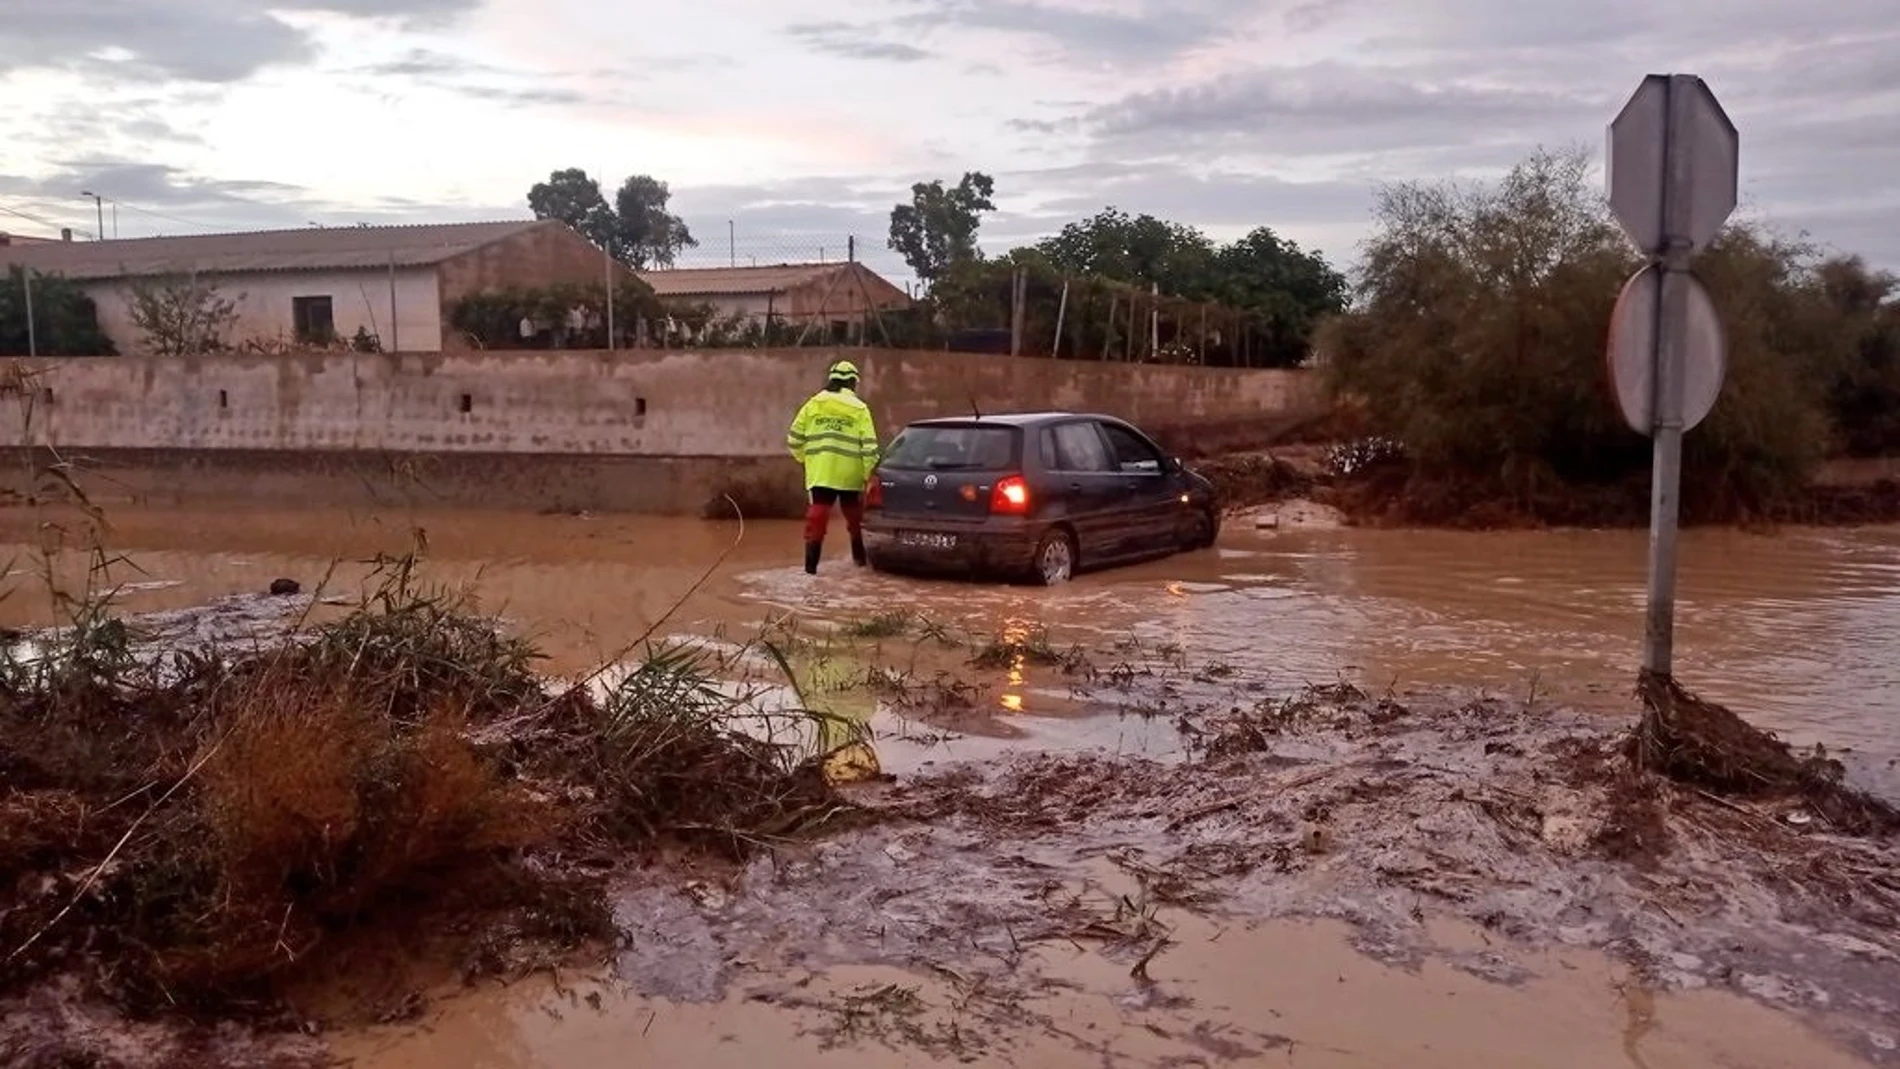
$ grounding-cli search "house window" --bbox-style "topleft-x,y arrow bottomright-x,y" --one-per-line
292,296 -> 335,344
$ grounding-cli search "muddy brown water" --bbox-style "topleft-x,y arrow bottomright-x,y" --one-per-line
332,916 -> 1873,1069
5,507 -> 1896,765
4,506 -> 1897,1067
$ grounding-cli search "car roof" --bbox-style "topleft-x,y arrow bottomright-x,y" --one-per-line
904,411 -> 1125,430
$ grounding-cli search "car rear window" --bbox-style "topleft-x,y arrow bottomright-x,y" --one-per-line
881,425 -> 1020,470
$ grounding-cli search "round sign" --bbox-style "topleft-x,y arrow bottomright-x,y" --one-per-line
1605,264 -> 1728,435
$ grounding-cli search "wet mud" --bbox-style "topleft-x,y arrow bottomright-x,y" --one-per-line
337,675 -> 1899,1067
3,504 -> 1898,1066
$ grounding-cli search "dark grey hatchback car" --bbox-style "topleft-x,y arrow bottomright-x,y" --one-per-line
860,412 -> 1221,584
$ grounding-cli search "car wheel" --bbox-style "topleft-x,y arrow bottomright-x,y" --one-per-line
1185,508 -> 1218,550
1032,527 -> 1076,585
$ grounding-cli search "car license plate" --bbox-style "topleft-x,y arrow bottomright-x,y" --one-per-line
898,531 -> 956,550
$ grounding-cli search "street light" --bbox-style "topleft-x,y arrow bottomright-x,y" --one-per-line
80,191 -> 104,240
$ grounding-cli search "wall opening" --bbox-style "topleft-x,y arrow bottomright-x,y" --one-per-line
40,387 -> 53,406
292,295 -> 336,345
458,393 -> 473,414
218,389 -> 228,410
635,397 -> 647,417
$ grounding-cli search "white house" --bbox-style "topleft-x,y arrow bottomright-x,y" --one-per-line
0,220 -> 630,354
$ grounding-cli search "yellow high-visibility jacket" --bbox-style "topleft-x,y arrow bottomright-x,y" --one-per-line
787,388 -> 879,491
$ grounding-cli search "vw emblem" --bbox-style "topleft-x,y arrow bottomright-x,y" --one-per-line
923,474 -> 938,488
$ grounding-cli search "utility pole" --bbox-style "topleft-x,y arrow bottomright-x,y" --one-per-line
81,191 -> 105,241
729,220 -> 736,267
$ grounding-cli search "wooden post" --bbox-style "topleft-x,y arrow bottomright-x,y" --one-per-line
1051,278 -> 1069,359
1149,281 -> 1159,360
1125,290 -> 1137,360
1102,293 -> 1117,360
1199,304 -> 1207,365
1009,268 -> 1027,356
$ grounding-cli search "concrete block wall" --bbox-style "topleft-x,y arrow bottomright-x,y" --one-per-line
0,348 -> 1323,514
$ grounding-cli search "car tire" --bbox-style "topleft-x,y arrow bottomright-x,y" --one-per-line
1185,508 -> 1218,550
1031,527 -> 1077,586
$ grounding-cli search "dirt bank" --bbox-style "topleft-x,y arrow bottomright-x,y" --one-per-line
1192,446 -> 1900,530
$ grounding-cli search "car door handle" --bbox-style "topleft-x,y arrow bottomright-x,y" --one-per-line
1068,482 -> 1084,492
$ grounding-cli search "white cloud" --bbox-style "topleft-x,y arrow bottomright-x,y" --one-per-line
0,0 -> 1895,271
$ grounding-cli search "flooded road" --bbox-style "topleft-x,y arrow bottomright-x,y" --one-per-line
5,506 -> 1896,762
5,504 -> 1897,1068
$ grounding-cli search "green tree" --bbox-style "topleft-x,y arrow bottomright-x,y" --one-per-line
612,175 -> 696,269
1034,208 -> 1216,290
527,169 -> 698,269
1812,256 -> 1900,455
0,268 -> 116,355
527,168 -> 617,250
1214,227 -> 1349,366
889,172 -> 996,283
125,274 -> 240,357
1320,146 -> 1838,519
1031,208 -> 1346,365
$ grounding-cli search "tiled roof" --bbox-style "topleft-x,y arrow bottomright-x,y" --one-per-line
637,262 -> 852,297
0,220 -> 549,280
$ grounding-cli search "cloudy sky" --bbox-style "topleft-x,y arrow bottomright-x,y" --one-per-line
2,0 -> 1897,282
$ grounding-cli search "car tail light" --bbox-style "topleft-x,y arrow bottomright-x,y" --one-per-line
990,475 -> 1030,515
864,470 -> 884,509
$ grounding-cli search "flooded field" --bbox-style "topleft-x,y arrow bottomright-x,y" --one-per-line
3,505 -> 1897,1068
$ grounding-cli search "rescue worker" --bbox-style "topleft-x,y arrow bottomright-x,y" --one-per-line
786,359 -> 879,575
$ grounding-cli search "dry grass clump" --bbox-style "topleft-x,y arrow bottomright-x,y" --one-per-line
0,553 -> 851,1020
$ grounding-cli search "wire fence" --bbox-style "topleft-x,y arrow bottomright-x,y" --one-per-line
642,235 -> 1306,366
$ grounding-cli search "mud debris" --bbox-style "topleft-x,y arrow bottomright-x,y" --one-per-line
1635,669 -> 1900,835
590,678 -> 1897,1063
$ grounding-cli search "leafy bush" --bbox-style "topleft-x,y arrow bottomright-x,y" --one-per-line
0,268 -> 116,356
1318,146 -> 1877,520
448,278 -> 660,350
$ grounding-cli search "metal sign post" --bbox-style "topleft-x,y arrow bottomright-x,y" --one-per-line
1605,74 -> 1739,679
